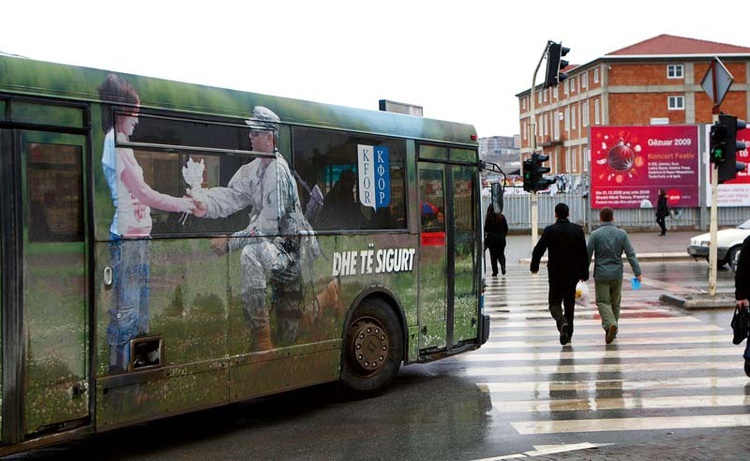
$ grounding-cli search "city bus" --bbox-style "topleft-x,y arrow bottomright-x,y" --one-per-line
0,53 -> 489,455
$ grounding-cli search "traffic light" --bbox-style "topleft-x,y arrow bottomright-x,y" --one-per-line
531,152 -> 555,191
715,114 -> 748,183
709,119 -> 728,165
522,158 -> 534,192
543,41 -> 570,89
523,153 -> 555,192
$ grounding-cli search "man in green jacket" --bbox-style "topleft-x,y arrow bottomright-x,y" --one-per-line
587,207 -> 642,344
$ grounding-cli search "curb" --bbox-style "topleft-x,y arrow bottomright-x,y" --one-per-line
638,252 -> 692,260
519,252 -> 690,264
660,292 -> 736,310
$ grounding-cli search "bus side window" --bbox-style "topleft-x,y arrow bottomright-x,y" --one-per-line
27,143 -> 83,243
292,127 -> 406,231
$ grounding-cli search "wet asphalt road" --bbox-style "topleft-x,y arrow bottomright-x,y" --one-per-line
7,232 -> 749,460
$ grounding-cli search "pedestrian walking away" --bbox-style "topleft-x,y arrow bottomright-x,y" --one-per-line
484,203 -> 508,276
587,207 -> 642,344
530,202 -> 589,345
734,234 -> 750,376
656,188 -> 669,236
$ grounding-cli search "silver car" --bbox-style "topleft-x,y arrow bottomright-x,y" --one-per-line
687,218 -> 750,271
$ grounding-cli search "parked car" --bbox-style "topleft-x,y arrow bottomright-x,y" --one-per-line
687,219 -> 750,271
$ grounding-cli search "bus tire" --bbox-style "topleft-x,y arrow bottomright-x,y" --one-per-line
339,297 -> 403,398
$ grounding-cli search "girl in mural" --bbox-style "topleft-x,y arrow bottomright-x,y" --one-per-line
98,74 -> 195,373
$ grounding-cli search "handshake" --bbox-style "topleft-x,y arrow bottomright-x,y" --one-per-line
183,189 -> 207,218
174,189 -> 207,224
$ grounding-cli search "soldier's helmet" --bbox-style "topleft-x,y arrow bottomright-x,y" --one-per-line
245,106 -> 280,133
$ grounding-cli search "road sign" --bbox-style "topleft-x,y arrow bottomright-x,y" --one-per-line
701,57 -> 733,107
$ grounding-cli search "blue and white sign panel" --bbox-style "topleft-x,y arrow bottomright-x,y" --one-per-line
358,144 -> 391,210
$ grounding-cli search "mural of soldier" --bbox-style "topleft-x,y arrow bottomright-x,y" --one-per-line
190,106 -> 319,351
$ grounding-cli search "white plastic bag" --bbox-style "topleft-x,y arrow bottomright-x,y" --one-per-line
575,281 -> 589,308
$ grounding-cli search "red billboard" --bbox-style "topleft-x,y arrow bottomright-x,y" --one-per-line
590,125 -> 700,209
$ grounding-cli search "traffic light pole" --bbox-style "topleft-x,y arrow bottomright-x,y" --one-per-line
708,111 -> 720,296
528,45 -> 547,245
709,161 -> 718,296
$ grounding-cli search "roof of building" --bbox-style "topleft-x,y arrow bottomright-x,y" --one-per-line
516,34 -> 750,97
605,34 -> 750,56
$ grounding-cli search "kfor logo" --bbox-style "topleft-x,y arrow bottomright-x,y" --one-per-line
358,144 -> 390,210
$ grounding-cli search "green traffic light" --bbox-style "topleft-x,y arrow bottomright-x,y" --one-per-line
710,122 -> 729,165
711,146 -> 726,163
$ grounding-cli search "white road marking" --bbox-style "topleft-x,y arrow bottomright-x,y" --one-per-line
461,360 -> 737,376
460,346 -> 740,362
491,394 -> 750,413
478,375 -> 750,393
512,414 -> 750,434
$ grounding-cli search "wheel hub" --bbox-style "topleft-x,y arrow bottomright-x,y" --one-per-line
351,321 -> 388,372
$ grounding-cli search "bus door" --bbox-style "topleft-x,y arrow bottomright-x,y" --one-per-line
0,127 -> 90,442
417,163 -> 450,350
417,160 -> 479,352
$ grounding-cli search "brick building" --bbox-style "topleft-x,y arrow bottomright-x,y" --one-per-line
516,34 -> 750,179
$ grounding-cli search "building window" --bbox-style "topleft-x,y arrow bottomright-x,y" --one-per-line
570,76 -> 576,93
572,147 -> 577,172
582,102 -> 589,127
571,105 -> 577,131
582,72 -> 588,89
594,68 -> 599,84
668,96 -> 685,110
564,79 -> 569,96
584,147 -> 590,173
594,99 -> 601,125
565,107 -> 570,132
667,64 -> 684,79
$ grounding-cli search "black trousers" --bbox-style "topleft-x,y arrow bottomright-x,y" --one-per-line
488,240 -> 506,275
656,215 -> 667,234
548,276 -> 577,334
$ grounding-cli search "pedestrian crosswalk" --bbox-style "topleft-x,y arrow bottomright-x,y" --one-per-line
462,261 -> 750,439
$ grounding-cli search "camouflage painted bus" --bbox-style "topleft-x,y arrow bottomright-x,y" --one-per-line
0,53 -> 489,455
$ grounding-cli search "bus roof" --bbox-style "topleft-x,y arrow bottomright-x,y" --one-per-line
0,54 -> 478,146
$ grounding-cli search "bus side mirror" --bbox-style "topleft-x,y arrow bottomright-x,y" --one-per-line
491,183 -> 504,214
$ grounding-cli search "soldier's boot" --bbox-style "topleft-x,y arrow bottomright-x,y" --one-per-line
317,278 -> 343,317
244,288 -> 273,352
302,278 -> 344,330
253,324 -> 273,352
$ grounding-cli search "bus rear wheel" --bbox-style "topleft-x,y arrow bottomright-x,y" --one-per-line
340,298 -> 402,397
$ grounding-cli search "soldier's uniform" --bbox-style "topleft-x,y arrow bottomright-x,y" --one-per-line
197,106 -> 318,349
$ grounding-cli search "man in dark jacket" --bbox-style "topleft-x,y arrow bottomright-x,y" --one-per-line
530,203 -> 589,345
656,188 -> 669,236
735,235 -> 750,376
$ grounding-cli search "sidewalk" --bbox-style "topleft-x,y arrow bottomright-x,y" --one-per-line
506,229 -> 694,265
504,229 -> 735,309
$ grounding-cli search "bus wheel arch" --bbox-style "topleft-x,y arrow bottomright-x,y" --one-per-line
339,295 -> 404,397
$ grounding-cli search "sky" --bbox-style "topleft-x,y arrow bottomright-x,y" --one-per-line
2,1 -> 748,138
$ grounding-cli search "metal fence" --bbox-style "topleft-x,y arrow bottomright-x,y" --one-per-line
482,187 -> 749,234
